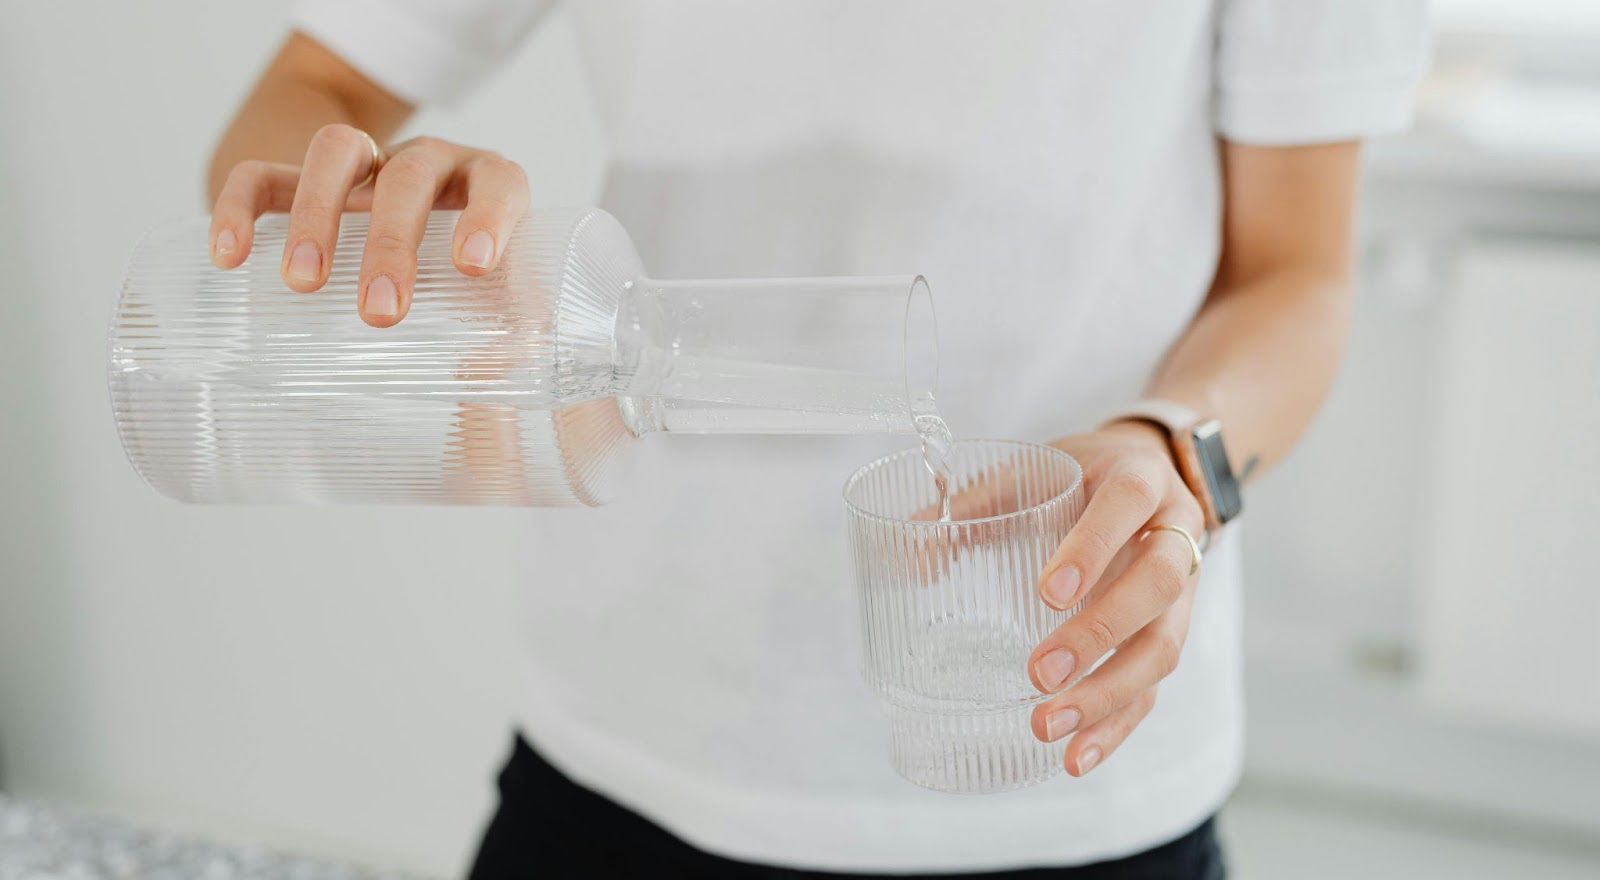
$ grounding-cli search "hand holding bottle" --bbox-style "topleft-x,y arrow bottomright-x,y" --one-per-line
208,125 -> 530,327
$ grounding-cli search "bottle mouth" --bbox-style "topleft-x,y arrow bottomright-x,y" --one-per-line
903,275 -> 939,416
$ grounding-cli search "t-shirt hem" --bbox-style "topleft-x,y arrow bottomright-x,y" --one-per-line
513,684 -> 1243,873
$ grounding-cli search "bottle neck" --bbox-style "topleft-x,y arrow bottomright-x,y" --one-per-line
614,275 -> 937,435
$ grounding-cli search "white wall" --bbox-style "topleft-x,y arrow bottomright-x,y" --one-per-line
1434,0 -> 1600,35
1240,67 -> 1600,844
0,2 -> 603,875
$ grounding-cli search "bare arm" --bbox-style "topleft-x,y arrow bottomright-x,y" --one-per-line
1141,140 -> 1361,481
1027,141 -> 1363,776
207,32 -> 413,202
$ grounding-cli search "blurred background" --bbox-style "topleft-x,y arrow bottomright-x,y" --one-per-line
1,1 -> 1597,877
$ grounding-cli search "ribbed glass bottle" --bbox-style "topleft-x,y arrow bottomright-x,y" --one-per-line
109,208 -> 937,506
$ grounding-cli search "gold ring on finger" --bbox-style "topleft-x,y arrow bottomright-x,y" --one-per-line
354,130 -> 385,190
1140,523 -> 1202,577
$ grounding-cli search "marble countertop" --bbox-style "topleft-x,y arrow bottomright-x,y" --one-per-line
0,795 -> 426,880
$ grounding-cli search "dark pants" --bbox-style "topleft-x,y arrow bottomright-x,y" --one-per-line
469,735 -> 1226,879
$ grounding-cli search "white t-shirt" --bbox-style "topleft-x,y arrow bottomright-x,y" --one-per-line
293,1 -> 1428,871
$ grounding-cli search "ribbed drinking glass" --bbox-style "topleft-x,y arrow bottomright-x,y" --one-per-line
844,440 -> 1084,793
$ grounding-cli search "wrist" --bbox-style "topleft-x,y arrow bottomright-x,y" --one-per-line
1098,398 -> 1244,530
1100,418 -> 1173,460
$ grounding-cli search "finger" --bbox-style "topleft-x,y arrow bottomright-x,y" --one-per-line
445,402 -> 532,504
948,460 -> 1023,520
1037,460 -> 1167,609
358,143 -> 459,327
910,527 -> 961,586
280,124 -> 380,293
452,153 -> 530,276
1066,687 -> 1158,776
1028,498 -> 1202,694
1030,592 -> 1194,742
906,467 -> 1016,586
910,459 -> 1019,523
210,160 -> 300,269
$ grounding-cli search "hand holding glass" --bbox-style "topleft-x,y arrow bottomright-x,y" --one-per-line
845,440 -> 1084,793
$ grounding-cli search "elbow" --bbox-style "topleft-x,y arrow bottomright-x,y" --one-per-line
1208,261 -> 1355,314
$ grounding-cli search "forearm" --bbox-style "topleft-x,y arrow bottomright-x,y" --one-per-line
207,32 -> 412,202
1131,140 -> 1361,483
1145,267 -> 1352,482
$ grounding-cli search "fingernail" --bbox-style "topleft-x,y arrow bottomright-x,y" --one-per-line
287,240 -> 321,282
1036,648 -> 1076,692
215,228 -> 237,257
1076,745 -> 1102,775
1045,707 -> 1081,741
365,275 -> 400,318
461,230 -> 495,269
1044,565 -> 1082,608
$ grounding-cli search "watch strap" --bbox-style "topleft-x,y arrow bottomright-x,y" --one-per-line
1102,399 -> 1201,438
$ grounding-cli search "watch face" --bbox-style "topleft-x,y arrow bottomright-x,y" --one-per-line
1191,420 -> 1242,524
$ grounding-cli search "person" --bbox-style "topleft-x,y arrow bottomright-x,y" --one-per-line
206,2 -> 1428,877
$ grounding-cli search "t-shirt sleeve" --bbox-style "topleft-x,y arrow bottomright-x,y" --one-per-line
1214,0 -> 1431,145
290,0 -> 558,106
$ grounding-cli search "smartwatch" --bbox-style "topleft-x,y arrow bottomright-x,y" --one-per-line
1100,399 -> 1243,531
